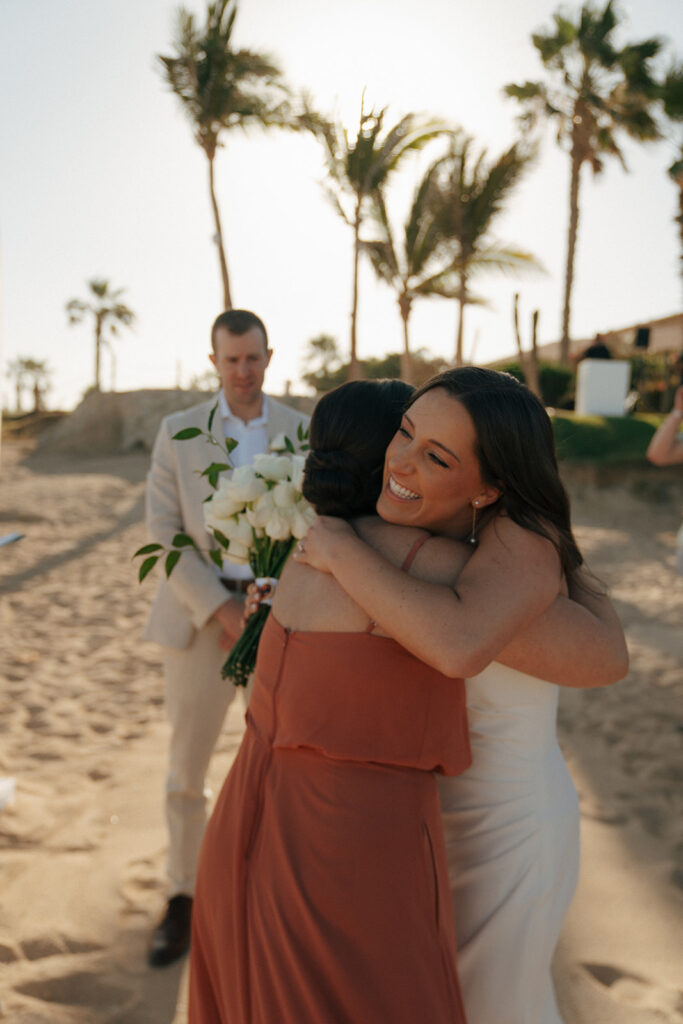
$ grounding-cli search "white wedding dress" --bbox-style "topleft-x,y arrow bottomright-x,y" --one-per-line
438,662 -> 580,1024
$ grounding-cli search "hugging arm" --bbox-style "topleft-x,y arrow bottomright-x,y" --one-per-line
295,517 -> 627,686
295,516 -> 562,678
495,569 -> 628,686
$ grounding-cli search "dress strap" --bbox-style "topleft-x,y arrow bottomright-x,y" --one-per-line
401,534 -> 431,572
364,534 -> 431,635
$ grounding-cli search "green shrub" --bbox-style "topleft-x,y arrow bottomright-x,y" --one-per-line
550,412 -> 661,463
497,362 -> 575,408
629,352 -> 681,413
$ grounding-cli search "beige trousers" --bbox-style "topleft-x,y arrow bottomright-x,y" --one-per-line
162,620 -> 250,897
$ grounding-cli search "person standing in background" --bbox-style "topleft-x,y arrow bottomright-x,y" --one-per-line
647,384 -> 683,574
143,309 -> 309,967
647,385 -> 683,467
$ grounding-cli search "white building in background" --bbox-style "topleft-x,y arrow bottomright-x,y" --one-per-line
575,359 -> 631,416
535,311 -> 683,362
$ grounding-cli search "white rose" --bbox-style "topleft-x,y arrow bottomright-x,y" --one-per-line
205,480 -> 245,521
246,491 -> 276,529
223,540 -> 250,566
204,502 -> 239,532
253,453 -> 292,482
213,513 -> 252,544
289,454 -> 306,491
264,508 -> 293,541
272,480 -> 297,510
290,498 -> 317,539
269,432 -> 288,452
228,464 -> 268,503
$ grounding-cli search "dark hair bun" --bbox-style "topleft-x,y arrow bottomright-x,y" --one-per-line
302,379 -> 414,518
303,448 -> 381,517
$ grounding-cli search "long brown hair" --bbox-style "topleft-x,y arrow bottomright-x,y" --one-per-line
410,367 -> 584,583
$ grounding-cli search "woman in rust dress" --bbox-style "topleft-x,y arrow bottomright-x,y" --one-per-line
189,380 -> 471,1024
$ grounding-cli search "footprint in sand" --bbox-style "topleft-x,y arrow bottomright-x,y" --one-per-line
582,963 -> 683,1021
19,933 -> 103,961
119,856 -> 165,919
578,794 -> 628,826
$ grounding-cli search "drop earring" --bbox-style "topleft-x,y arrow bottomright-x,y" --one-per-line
469,500 -> 480,546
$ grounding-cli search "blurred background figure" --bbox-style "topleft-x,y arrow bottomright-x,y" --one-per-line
647,384 -> 683,573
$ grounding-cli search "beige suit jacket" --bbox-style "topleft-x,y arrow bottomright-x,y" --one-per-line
143,394 -> 310,649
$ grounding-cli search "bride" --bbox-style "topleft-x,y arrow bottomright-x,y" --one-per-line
295,367 -> 627,1023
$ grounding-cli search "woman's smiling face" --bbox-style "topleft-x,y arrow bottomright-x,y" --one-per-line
376,388 -> 500,538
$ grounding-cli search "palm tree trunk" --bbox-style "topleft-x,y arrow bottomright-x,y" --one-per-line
560,149 -> 582,366
400,301 -> 413,384
676,177 -> 683,283
349,204 -> 362,381
208,155 -> 232,310
455,274 -> 466,366
95,315 -> 102,391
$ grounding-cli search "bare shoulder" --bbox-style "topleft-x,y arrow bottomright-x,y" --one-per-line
351,516 -> 430,568
476,514 -> 562,575
353,517 -> 472,586
409,535 -> 472,586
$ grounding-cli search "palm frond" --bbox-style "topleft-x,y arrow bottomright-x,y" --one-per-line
360,239 -> 401,286
463,246 -> 542,276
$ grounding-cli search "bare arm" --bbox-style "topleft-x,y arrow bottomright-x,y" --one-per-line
295,515 -> 562,678
646,387 -> 683,466
496,569 -> 628,686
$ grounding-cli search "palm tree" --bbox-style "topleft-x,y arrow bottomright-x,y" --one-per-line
157,0 -> 292,309
361,163 -> 459,383
5,357 -> 51,412
659,64 -> 683,283
21,358 -> 51,413
66,279 -> 135,391
6,358 -> 26,412
310,96 -> 449,378
504,1 -> 662,364
430,134 -> 539,366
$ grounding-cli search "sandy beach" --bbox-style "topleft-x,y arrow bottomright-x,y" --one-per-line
0,439 -> 681,1024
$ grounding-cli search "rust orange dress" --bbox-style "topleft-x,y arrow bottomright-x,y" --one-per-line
189,550 -> 471,1024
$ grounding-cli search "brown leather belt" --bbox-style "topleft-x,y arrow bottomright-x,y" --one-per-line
221,578 -> 252,594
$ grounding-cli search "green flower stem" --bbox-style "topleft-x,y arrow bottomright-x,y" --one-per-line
220,536 -> 297,686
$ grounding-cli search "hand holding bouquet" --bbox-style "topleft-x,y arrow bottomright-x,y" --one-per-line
133,407 -> 313,686
204,452 -> 316,685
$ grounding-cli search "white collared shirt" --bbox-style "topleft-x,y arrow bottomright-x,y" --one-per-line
217,391 -> 270,581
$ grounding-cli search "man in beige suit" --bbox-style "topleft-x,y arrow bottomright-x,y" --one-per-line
144,309 -> 309,966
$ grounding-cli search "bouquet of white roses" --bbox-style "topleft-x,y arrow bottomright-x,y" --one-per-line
133,409 -> 313,686
204,451 -> 316,686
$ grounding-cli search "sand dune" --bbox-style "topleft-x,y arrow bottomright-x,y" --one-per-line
0,440 -> 681,1023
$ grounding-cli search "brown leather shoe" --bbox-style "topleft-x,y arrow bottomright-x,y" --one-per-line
148,895 -> 193,967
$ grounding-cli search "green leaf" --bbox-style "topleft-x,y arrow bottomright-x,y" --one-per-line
138,555 -> 159,582
209,548 -> 224,569
172,533 -> 196,548
207,402 -> 218,434
297,422 -> 309,442
284,436 -> 295,453
225,437 -> 238,455
200,462 -> 231,478
213,528 -> 230,549
172,427 -> 203,440
165,550 -> 182,577
133,543 -> 163,557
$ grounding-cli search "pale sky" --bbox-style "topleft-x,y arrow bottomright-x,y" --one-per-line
1,0 -> 681,411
